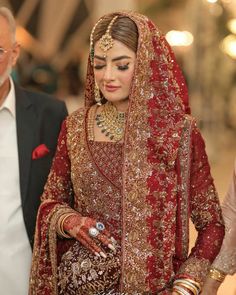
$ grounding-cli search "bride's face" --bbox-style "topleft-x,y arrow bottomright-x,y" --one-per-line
93,39 -> 136,105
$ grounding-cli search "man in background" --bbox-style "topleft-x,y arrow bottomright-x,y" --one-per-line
0,7 -> 68,294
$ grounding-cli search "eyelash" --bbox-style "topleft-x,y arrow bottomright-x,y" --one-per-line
94,63 -> 130,71
118,64 -> 129,71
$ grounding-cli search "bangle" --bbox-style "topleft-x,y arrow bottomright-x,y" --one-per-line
174,282 -> 198,295
175,276 -> 201,289
174,279 -> 201,295
57,212 -> 76,238
173,281 -> 200,295
183,278 -> 201,290
173,285 -> 192,295
208,267 -> 226,283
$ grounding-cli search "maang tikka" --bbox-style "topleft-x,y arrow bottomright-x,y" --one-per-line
97,16 -> 118,53
90,15 -> 118,64
90,15 -> 119,104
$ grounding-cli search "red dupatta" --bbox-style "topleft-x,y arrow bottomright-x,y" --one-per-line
85,11 -> 188,293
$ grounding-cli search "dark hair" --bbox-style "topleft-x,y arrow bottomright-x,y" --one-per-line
93,15 -> 138,53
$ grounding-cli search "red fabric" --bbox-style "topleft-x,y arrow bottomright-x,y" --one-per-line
32,143 -> 50,159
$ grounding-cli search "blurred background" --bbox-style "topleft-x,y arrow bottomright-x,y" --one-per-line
1,0 -> 236,293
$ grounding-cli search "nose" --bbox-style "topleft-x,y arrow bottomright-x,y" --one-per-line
103,64 -> 114,81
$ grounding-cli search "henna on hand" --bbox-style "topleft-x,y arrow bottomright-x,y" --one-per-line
62,213 -> 116,256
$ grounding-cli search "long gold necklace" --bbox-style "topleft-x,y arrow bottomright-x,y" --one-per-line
95,102 -> 126,141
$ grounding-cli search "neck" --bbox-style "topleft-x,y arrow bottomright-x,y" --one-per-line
110,99 -> 129,113
0,78 -> 10,107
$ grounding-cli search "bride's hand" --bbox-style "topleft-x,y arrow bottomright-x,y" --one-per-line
63,214 -> 116,257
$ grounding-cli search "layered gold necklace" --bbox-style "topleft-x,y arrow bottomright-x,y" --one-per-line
95,102 -> 126,141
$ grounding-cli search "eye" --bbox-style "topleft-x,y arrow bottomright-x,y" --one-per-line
94,64 -> 105,70
117,63 -> 129,71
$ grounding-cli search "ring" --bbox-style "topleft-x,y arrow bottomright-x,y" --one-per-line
96,222 -> 105,231
88,227 -> 99,237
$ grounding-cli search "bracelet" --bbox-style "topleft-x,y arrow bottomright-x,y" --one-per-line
172,289 -> 183,295
175,276 -> 201,290
57,212 -> 76,238
174,282 -> 198,295
174,279 -> 201,295
183,278 -> 201,290
173,285 -> 192,295
208,267 -> 226,283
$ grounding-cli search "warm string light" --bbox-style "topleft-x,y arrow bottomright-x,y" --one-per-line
221,34 -> 236,59
227,19 -> 236,34
203,0 -> 236,59
165,30 -> 194,47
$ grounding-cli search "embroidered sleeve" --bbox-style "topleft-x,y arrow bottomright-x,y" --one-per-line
177,123 -> 225,283
41,119 -> 73,204
212,160 -> 236,274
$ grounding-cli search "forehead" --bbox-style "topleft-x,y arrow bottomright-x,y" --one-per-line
0,15 -> 12,46
94,39 -> 136,59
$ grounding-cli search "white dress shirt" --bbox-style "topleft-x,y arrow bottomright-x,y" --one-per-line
0,78 -> 32,294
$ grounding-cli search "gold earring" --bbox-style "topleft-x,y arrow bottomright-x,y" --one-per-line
94,82 -> 102,105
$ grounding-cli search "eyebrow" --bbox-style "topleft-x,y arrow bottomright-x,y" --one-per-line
94,55 -> 132,62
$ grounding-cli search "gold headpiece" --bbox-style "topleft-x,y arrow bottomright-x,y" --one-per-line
98,16 -> 118,52
90,15 -> 118,63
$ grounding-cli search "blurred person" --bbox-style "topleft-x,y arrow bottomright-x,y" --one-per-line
0,6 -> 67,295
202,160 -> 236,294
29,11 -> 224,295
56,60 -> 85,114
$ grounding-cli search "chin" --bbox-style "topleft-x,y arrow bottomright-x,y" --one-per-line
104,96 -> 129,103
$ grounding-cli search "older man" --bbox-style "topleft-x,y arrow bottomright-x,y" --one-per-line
0,7 -> 68,294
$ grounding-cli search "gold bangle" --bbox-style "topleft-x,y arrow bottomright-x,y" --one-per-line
174,282 -> 198,295
57,212 -> 76,238
183,278 -> 201,289
173,285 -> 191,295
208,267 -> 226,283
57,215 -> 71,238
175,279 -> 201,294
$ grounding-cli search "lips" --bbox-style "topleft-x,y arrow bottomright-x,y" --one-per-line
104,85 -> 121,92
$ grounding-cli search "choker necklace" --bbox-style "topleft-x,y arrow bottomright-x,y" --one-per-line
95,102 -> 126,141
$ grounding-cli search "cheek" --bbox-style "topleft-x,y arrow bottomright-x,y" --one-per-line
0,61 -> 8,75
120,70 -> 134,88
94,71 -> 103,83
